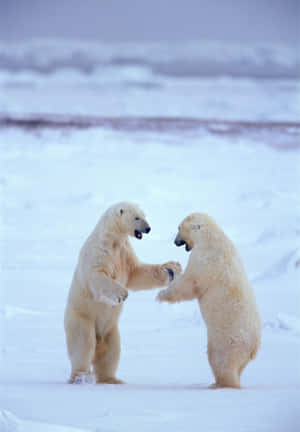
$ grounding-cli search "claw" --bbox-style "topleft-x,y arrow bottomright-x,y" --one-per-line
166,268 -> 174,281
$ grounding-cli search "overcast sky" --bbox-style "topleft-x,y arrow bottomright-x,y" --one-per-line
0,0 -> 299,44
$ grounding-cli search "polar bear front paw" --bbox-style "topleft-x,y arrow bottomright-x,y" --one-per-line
156,288 -> 173,303
166,267 -> 175,281
110,289 -> 128,306
162,261 -> 182,281
99,287 -> 128,306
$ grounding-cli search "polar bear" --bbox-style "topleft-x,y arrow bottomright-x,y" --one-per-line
157,213 -> 261,388
64,202 -> 181,384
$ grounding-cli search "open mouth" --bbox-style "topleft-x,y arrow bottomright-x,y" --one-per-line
134,230 -> 143,239
134,225 -> 151,239
185,243 -> 191,252
175,238 -> 191,252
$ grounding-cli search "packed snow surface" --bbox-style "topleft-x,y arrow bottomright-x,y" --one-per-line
0,123 -> 299,431
0,37 -> 299,432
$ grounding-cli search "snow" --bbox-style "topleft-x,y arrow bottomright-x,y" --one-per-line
0,409 -> 88,432
0,38 -> 300,430
1,75 -> 299,121
0,40 -> 299,122
1,123 -> 299,432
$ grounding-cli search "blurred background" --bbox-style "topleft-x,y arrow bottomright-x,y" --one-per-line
1,0 -> 299,43
0,0 -> 299,120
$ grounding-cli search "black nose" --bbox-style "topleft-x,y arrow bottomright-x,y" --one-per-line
175,239 -> 185,246
145,226 -> 151,234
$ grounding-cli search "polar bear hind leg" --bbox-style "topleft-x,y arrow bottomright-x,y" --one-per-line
93,326 -> 124,384
65,314 -> 96,384
208,345 -> 244,389
211,363 -> 241,389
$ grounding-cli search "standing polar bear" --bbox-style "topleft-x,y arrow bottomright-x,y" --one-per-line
157,213 -> 261,388
64,202 -> 181,384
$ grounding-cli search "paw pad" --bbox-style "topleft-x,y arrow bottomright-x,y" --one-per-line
166,268 -> 174,281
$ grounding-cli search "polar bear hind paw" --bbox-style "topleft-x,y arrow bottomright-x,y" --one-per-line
97,377 -> 125,384
69,372 -> 95,385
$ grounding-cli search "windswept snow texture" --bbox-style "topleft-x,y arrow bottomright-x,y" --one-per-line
0,124 -> 299,432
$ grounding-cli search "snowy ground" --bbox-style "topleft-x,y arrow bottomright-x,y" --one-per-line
0,123 -> 300,431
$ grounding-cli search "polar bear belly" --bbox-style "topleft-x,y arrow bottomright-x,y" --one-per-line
110,247 -> 130,287
95,302 -> 123,336
94,249 -> 129,336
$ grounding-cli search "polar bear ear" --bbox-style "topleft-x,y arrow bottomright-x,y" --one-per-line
120,208 -> 124,215
192,224 -> 201,231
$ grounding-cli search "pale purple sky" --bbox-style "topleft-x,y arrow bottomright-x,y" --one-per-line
0,0 -> 299,44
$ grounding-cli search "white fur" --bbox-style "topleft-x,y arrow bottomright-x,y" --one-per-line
64,202 -> 182,384
157,213 -> 261,388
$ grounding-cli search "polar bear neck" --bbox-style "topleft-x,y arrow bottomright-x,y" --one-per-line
196,228 -> 235,260
93,210 -> 127,248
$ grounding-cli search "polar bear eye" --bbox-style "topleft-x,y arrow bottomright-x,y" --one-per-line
192,224 -> 201,230
135,217 -> 140,221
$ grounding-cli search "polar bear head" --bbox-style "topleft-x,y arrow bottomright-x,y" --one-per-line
105,202 -> 151,240
174,213 -> 219,252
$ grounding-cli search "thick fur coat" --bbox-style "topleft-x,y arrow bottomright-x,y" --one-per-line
157,213 -> 261,388
65,202 -> 181,384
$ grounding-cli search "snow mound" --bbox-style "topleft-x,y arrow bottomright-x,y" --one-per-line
252,248 -> 299,283
0,305 -> 41,319
277,313 -> 300,336
265,313 -> 300,336
0,410 -> 19,432
294,248 -> 300,269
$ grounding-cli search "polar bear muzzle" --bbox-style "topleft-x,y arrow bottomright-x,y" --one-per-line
134,223 -> 151,239
174,232 -> 191,252
134,230 -> 143,239
185,243 -> 191,252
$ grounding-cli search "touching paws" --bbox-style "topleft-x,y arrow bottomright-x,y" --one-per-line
166,267 -> 175,281
162,261 -> 182,281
